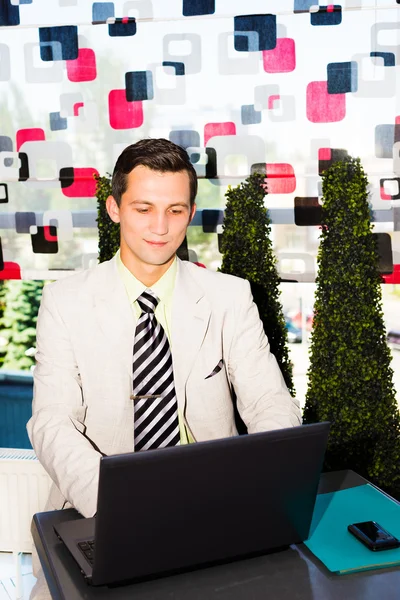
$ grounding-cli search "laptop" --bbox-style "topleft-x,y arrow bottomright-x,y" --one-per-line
54,422 -> 330,586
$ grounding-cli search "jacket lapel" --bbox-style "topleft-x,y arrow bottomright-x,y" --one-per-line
91,257 -> 210,413
92,257 -> 135,381
171,260 -> 211,413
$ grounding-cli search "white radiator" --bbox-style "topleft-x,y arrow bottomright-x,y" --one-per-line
0,448 -> 53,553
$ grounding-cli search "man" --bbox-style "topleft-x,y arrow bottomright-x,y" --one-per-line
28,138 -> 301,598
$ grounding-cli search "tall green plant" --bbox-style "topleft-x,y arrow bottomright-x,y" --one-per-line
219,173 -> 294,396
0,280 -> 6,367
95,174 -> 119,263
2,280 -> 44,371
303,157 -> 400,499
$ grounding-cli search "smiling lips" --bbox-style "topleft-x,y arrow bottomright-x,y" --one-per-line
145,240 -> 168,247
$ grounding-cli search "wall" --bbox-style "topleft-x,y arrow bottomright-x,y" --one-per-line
0,0 -> 399,400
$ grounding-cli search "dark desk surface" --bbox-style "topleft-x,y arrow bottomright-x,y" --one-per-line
32,470 -> 400,600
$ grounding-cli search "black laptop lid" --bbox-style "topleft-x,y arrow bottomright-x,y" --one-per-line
91,422 -> 330,585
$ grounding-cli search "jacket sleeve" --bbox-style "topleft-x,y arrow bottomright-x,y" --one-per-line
26,284 -> 101,518
227,279 -> 302,433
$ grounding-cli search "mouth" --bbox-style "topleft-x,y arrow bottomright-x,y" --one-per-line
145,240 -> 169,247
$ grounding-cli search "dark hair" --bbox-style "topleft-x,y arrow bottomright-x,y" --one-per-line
111,138 -> 198,207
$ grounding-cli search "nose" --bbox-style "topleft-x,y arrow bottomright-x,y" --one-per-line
149,211 -> 168,236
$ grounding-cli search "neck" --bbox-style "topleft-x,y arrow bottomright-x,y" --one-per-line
120,250 -> 175,287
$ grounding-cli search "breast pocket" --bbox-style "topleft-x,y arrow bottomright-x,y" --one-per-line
187,356 -> 232,422
205,358 -> 224,380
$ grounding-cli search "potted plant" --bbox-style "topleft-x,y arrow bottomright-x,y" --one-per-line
219,173 -> 295,396
95,174 -> 119,263
303,156 -> 400,499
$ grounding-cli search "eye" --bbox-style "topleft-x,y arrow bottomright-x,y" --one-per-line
170,209 -> 183,215
136,208 -> 149,214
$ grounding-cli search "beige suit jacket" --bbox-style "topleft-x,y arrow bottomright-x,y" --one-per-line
27,257 -> 301,519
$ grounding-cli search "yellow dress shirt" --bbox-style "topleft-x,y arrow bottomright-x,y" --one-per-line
116,251 -> 193,445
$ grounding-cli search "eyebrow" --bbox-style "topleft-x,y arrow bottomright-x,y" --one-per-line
130,200 -> 189,208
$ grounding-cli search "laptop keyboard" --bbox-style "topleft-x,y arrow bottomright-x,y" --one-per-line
78,540 -> 95,564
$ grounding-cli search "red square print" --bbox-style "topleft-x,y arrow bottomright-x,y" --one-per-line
263,38 -> 296,73
266,163 -> 296,194
204,122 -> 236,146
16,128 -> 45,151
61,167 -> 99,197
0,262 -> 22,280
318,148 -> 332,161
67,48 -> 97,82
307,81 -> 346,123
109,90 -> 143,129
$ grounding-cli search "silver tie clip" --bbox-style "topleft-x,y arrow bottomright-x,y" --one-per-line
130,394 -> 161,400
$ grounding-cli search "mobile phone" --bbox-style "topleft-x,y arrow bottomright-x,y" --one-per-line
348,521 -> 400,551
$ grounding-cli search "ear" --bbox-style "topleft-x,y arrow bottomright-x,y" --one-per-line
106,195 -> 120,224
188,202 -> 197,225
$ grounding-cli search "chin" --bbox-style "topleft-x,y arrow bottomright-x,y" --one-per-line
142,252 -> 176,266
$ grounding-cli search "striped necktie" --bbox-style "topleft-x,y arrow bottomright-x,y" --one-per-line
132,289 -> 180,451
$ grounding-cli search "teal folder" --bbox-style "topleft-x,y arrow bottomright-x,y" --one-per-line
304,483 -> 400,574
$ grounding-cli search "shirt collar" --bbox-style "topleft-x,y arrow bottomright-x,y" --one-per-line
116,249 -> 177,306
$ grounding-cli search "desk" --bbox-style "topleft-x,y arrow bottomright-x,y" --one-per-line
32,470 -> 400,600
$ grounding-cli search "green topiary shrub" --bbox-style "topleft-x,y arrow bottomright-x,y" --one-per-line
219,173 -> 295,397
303,156 -> 400,499
95,174 -> 119,263
1,280 -> 44,371
0,280 -> 6,367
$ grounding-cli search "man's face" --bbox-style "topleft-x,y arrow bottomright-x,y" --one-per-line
107,166 -> 196,273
